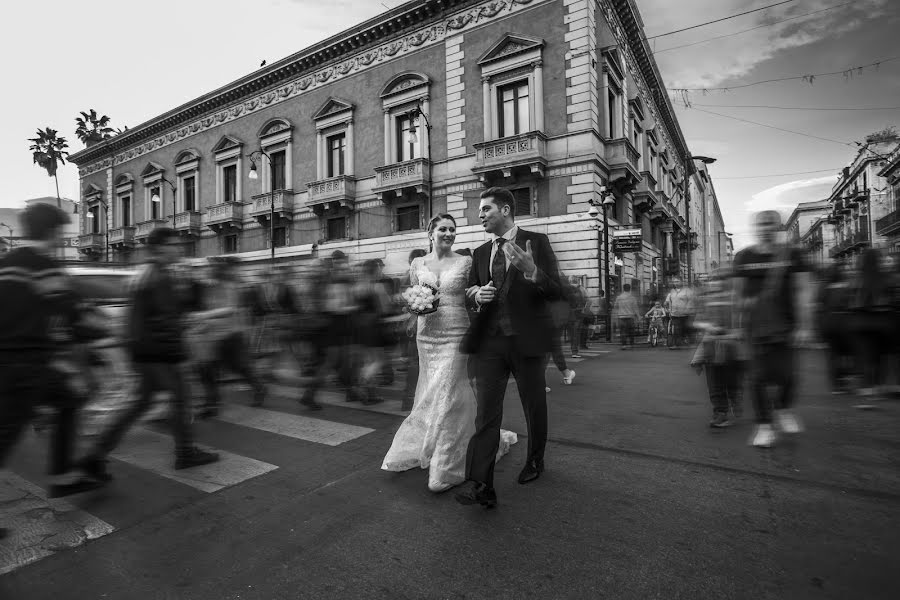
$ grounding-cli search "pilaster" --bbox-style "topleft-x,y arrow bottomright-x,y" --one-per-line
564,0 -> 599,133
445,34 -> 467,159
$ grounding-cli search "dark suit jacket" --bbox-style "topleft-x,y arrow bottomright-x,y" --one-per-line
463,228 -> 561,356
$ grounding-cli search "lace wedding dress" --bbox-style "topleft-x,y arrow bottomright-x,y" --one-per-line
381,255 -> 517,491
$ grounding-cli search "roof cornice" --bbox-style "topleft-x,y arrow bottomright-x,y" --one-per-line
71,0 -> 482,166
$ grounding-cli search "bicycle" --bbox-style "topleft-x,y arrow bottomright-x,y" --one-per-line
647,318 -> 664,347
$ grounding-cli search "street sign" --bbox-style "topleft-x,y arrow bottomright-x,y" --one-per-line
613,228 -> 642,253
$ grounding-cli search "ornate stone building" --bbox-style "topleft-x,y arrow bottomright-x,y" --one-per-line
71,0 -> 705,298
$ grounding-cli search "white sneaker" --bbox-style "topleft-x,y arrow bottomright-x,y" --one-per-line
750,424 -> 777,448
775,409 -> 803,434
545,387 -> 552,393
563,369 -> 576,385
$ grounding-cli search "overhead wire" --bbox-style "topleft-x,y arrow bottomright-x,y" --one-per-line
713,168 -> 842,179
683,106 -> 855,146
645,0 -> 797,40
684,103 -> 900,111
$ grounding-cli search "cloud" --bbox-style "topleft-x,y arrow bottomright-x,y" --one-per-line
643,0 -> 892,90
746,175 -> 835,214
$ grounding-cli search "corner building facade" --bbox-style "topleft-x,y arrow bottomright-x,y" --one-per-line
72,0 -> 699,299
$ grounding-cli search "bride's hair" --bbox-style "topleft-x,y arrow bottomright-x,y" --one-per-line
426,213 -> 456,237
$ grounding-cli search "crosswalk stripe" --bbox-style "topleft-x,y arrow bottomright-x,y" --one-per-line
311,390 -> 410,417
0,472 -> 115,576
214,403 -> 376,446
109,428 -> 278,493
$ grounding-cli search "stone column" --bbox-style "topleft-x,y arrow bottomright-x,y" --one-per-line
384,110 -> 392,164
533,60 -> 544,132
482,76 -> 491,140
316,131 -> 324,179
346,120 -> 355,176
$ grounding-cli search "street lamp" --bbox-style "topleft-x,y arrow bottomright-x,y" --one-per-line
85,200 -> 110,262
247,149 -> 276,268
406,100 -> 433,225
150,176 -> 177,228
683,155 -> 716,286
586,188 -> 617,341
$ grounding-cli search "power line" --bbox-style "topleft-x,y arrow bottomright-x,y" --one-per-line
645,0 -> 797,40
686,103 -> 900,111
686,106 -> 854,146
672,56 -> 900,93
654,1 -> 853,53
714,168 -> 842,179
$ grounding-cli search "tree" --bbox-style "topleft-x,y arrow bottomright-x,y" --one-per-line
29,127 -> 70,208
75,109 -> 115,147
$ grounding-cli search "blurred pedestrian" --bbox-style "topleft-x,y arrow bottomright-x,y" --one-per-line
849,248 -> 893,402
612,284 -> 642,349
547,276 -> 576,390
733,210 -> 814,448
664,276 -> 695,348
566,276 -> 585,358
818,263 -> 855,394
81,228 -> 219,479
402,248 -> 428,411
690,269 -> 744,427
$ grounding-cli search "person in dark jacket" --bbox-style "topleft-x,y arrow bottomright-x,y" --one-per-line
80,228 -> 219,479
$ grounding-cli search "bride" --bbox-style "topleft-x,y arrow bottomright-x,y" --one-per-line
382,213 -> 516,492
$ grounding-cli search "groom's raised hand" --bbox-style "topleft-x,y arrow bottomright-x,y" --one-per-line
505,239 -> 537,278
476,280 -> 497,305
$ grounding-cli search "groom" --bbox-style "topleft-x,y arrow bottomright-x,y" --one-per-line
456,187 -> 561,509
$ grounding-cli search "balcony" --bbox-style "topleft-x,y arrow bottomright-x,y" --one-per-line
249,189 -> 295,223
306,176 -> 357,214
876,208 -> 900,236
77,232 -> 104,254
633,171 -> 659,214
472,131 -> 548,181
173,211 -> 202,236
373,158 -> 431,200
108,226 -> 135,248
829,226 -> 870,258
135,219 -> 169,241
202,202 -> 245,231
604,138 -> 642,183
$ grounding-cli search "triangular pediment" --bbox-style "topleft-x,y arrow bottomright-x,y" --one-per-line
140,162 -> 164,178
478,33 -> 544,65
211,134 -> 243,154
313,98 -> 355,121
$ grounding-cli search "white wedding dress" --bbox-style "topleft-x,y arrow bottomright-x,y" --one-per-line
381,255 -> 517,491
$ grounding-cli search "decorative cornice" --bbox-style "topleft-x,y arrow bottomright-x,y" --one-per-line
74,0 -> 545,177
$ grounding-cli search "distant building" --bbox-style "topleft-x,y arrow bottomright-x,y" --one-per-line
875,141 -> 900,253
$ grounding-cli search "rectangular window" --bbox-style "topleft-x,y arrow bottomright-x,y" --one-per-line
182,177 -> 195,212
632,122 -> 641,151
607,89 -> 618,138
498,80 -> 529,138
327,217 -> 346,240
396,205 -> 421,232
396,115 -> 420,162
327,133 -> 346,177
150,186 -> 160,219
121,196 -> 131,227
90,205 -> 100,233
270,150 -> 286,191
223,164 -> 237,203
512,187 -> 532,218
273,226 -> 286,248
224,234 -> 238,254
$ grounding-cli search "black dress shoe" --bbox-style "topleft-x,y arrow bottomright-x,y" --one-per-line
455,482 -> 497,509
175,448 -> 220,470
298,394 -> 323,411
79,456 -> 113,482
518,460 -> 544,484
48,477 -> 107,498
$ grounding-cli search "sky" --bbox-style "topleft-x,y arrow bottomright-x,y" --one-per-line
2,0 -> 898,248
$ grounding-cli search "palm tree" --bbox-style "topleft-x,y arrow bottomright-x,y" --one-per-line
29,127 -> 70,207
75,109 -> 115,147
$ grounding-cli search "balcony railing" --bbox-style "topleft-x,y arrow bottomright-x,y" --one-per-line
605,138 -> 641,181
829,227 -> 870,257
108,226 -> 135,247
472,131 -> 548,179
135,219 -> 169,239
876,208 -> 900,236
249,189 -> 294,221
174,211 -> 202,234
77,232 -> 104,253
373,158 -> 431,199
202,202 -> 245,230
306,176 -> 356,212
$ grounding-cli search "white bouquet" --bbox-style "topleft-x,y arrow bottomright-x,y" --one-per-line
402,272 -> 440,315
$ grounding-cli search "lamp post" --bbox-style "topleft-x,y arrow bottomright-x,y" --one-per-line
151,176 -> 177,228
587,188 -> 617,341
247,149 -> 276,268
406,100 -> 433,226
0,222 -> 12,250
85,200 -> 110,262
683,154 -> 716,286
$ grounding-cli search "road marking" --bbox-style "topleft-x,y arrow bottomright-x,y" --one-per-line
110,428 -> 278,493
0,472 -> 115,576
216,403 -> 377,445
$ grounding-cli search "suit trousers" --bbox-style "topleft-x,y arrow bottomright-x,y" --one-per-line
466,335 -> 548,488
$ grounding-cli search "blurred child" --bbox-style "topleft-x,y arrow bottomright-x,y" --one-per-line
644,301 -> 667,344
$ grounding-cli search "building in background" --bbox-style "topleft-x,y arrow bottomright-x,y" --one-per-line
0,198 -> 79,259
826,129 -> 898,261
686,158 -> 728,281
70,0 -> 716,299
786,199 -> 832,267
875,140 -> 900,253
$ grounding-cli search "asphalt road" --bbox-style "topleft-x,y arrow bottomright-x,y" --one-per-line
1,346 -> 898,599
